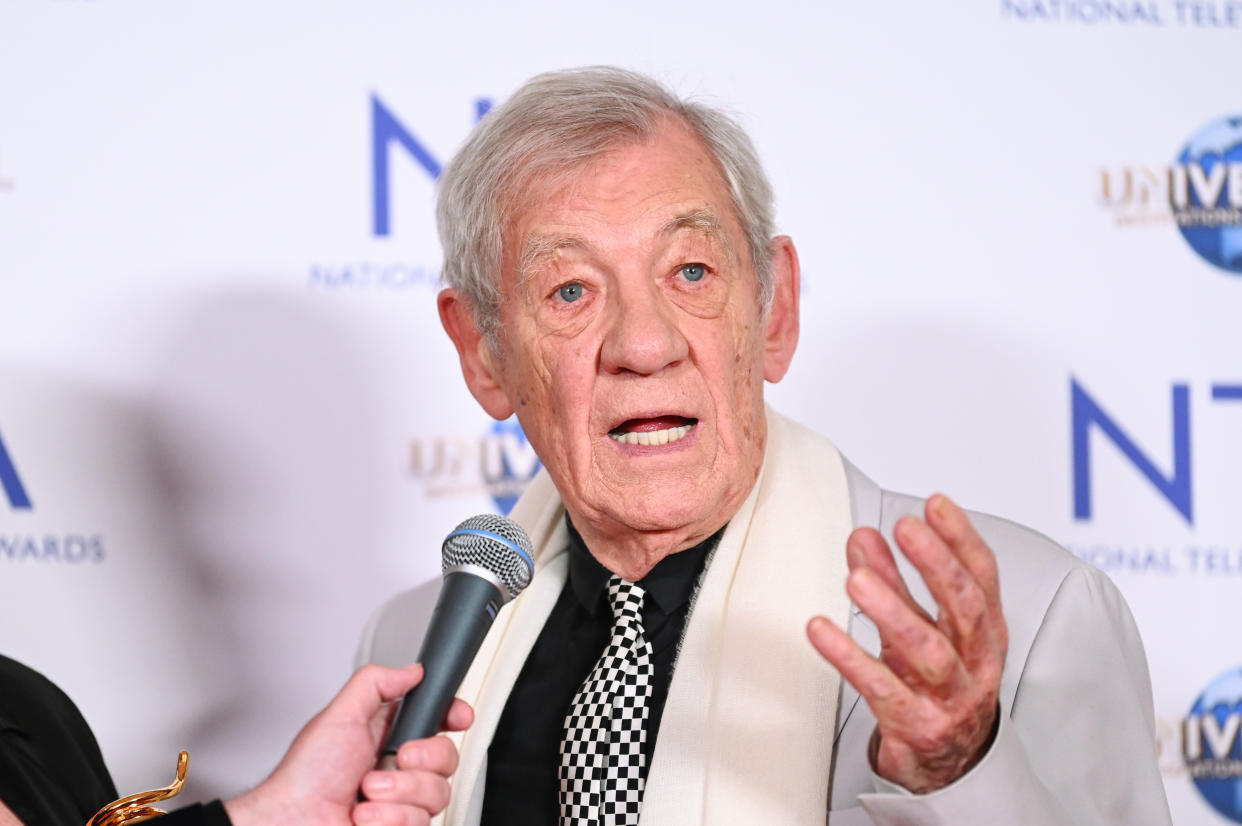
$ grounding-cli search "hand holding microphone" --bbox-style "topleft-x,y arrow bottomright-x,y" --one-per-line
230,514 -> 533,826
378,514 -> 534,768
224,663 -> 472,826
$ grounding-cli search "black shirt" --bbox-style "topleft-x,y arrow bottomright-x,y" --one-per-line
480,519 -> 720,825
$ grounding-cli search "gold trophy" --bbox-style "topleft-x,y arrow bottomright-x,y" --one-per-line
86,751 -> 189,826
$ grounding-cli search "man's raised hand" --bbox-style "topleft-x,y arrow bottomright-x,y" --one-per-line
806,494 -> 1008,793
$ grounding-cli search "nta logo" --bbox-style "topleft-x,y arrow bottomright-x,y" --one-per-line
308,94 -> 493,292
0,429 -> 32,510
1071,378 -> 1242,525
1099,114 -> 1242,274
371,94 -> 492,237
1184,666 -> 1242,822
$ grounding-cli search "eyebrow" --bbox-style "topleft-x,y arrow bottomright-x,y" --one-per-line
660,208 -> 725,239
661,209 -> 737,265
518,233 -> 585,283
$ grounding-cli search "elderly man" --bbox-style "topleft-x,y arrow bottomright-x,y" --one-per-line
358,67 -> 1170,825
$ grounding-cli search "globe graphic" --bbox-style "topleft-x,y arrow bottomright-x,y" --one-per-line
486,417 -> 541,515
1174,115 -> 1242,275
1187,666 -> 1242,822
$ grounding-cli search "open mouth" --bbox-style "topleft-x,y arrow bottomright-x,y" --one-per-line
608,415 -> 697,446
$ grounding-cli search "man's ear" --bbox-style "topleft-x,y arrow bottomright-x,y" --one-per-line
762,235 -> 801,383
438,289 -> 516,420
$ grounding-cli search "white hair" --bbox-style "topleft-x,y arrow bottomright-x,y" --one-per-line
435,66 -> 777,344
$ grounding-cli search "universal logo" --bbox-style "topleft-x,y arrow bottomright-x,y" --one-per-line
1182,666 -> 1242,823
1098,114 -> 1242,274
410,418 -> 541,515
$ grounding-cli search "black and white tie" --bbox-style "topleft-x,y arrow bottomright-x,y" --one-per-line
559,575 -> 654,826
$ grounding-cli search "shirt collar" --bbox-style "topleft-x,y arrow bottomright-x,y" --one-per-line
565,515 -> 723,617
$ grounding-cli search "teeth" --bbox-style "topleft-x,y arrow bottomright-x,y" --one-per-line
610,424 -> 693,446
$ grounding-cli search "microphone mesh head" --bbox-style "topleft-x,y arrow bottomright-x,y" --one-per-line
441,514 -> 535,601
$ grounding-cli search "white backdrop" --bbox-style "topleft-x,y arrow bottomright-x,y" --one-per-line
2,1 -> 1241,822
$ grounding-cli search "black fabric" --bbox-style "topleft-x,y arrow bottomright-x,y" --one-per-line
0,654 -> 119,826
480,518 -> 720,826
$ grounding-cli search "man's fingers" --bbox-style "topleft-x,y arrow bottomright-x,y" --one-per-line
360,767 -> 451,814
443,698 -> 474,732
396,734 -> 460,777
373,695 -> 471,753
351,800 -> 431,826
806,614 -> 916,721
847,528 -> 929,622
892,515 -> 994,655
845,566 -> 967,691
925,494 -> 1004,622
372,664 -> 426,704
332,664 -> 425,723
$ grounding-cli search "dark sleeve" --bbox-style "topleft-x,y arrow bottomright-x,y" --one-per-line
0,654 -> 118,826
161,800 -> 232,826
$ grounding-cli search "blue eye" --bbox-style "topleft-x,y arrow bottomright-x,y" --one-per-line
680,264 -> 706,283
558,283 -> 584,302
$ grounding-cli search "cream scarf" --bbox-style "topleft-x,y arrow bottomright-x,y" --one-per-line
437,408 -> 854,825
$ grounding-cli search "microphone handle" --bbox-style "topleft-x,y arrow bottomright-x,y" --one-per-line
380,571 -> 502,758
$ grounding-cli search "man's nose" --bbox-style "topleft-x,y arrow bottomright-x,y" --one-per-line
599,282 -> 689,376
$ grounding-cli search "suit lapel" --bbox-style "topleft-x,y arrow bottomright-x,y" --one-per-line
835,456 -> 883,741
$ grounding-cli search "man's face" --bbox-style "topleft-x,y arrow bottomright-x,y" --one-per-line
445,120 -> 798,559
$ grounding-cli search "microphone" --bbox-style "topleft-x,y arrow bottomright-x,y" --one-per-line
379,514 -> 535,767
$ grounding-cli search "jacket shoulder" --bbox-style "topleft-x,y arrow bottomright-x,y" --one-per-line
355,578 -> 442,669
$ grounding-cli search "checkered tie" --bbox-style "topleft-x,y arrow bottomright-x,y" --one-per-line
559,575 -> 654,826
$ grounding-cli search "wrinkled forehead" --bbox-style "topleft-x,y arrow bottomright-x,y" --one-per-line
497,124 -> 745,273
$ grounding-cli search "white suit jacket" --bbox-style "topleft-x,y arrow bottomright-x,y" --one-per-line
358,413 -> 1171,825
